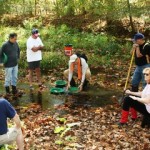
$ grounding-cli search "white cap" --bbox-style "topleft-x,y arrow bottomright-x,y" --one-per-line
69,54 -> 77,63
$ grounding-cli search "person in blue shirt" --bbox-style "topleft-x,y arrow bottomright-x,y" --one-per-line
0,96 -> 24,150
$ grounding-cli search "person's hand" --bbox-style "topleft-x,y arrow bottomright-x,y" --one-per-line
133,43 -> 139,49
129,95 -> 137,100
78,84 -> 83,91
125,89 -> 131,95
66,83 -> 70,90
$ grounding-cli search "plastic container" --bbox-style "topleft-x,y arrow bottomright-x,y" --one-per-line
0,53 -> 7,64
55,80 -> 67,88
68,87 -> 79,94
50,87 -> 65,94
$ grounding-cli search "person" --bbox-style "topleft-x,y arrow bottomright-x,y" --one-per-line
0,96 -> 24,149
64,54 -> 91,91
26,29 -> 44,89
131,33 -> 150,92
0,33 -> 20,95
119,67 -> 150,126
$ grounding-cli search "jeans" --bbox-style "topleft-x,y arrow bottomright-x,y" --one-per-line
131,64 -> 150,89
4,65 -> 18,87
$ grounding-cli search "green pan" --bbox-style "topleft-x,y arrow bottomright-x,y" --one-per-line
55,80 -> 67,88
50,87 -> 65,94
68,87 -> 79,94
2,53 -> 8,64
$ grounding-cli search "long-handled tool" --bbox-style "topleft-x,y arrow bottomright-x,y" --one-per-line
119,49 -> 135,105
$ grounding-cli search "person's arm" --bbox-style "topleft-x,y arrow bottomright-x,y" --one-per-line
81,59 -> 88,83
31,46 -> 41,52
78,59 -> 88,91
17,43 -> 20,59
135,46 -> 143,58
129,95 -> 150,104
13,113 -> 22,129
67,62 -> 73,88
125,90 -> 142,97
38,38 -> 44,51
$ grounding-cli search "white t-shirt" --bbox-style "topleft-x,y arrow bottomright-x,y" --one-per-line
142,84 -> 150,113
26,36 -> 44,62
68,58 -> 88,83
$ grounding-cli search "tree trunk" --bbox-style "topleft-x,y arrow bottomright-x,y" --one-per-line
35,0 -> 37,16
127,0 -> 135,33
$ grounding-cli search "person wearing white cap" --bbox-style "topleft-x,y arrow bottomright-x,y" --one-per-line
64,54 -> 91,91
26,29 -> 44,89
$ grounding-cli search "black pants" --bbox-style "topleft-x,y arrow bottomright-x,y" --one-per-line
123,96 -> 150,116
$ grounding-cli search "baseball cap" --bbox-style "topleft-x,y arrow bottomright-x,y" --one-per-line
133,33 -> 145,41
31,29 -> 39,37
69,54 -> 77,63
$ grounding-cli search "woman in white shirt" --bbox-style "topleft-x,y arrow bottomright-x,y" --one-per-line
119,67 -> 150,127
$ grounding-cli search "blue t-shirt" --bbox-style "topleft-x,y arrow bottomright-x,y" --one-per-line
0,98 -> 16,135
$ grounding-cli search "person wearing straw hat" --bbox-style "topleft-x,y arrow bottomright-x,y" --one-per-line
64,54 -> 91,91
0,33 -> 20,95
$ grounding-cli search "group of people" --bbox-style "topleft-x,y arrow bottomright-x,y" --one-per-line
0,29 -> 44,96
0,31 -> 150,148
119,33 -> 150,126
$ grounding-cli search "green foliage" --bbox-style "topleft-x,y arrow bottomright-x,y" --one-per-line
40,52 -> 67,72
0,25 -> 132,73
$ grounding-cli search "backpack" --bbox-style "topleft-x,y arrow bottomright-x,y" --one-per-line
76,52 -> 88,62
143,42 -> 150,63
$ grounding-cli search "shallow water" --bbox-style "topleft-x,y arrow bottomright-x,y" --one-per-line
0,81 -> 120,109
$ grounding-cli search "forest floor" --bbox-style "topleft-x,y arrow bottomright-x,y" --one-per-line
0,59 -> 150,150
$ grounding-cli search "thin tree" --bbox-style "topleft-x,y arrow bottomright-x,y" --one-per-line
127,0 -> 135,33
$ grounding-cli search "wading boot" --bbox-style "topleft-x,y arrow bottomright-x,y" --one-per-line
130,107 -> 137,120
5,86 -> 11,98
12,85 -> 18,95
118,110 -> 129,126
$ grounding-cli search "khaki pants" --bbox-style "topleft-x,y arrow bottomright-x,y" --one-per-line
0,128 -> 21,145
64,68 -> 91,80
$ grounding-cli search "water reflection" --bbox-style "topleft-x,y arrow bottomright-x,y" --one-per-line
29,90 -> 42,105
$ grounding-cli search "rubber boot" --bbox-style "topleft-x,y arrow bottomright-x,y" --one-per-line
5,86 -> 10,94
70,78 -> 76,87
131,86 -> 138,92
12,85 -> 18,95
130,107 -> 137,120
119,110 -> 129,125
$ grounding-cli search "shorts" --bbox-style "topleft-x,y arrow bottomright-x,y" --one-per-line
28,61 -> 40,70
0,128 -> 21,145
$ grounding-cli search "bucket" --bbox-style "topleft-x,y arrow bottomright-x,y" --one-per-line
0,53 -> 7,64
64,44 -> 72,56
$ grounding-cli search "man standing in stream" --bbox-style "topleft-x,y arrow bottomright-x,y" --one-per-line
0,33 -> 20,95
26,29 -> 45,90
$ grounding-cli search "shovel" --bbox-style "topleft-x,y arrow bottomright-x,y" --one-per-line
118,49 -> 135,105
